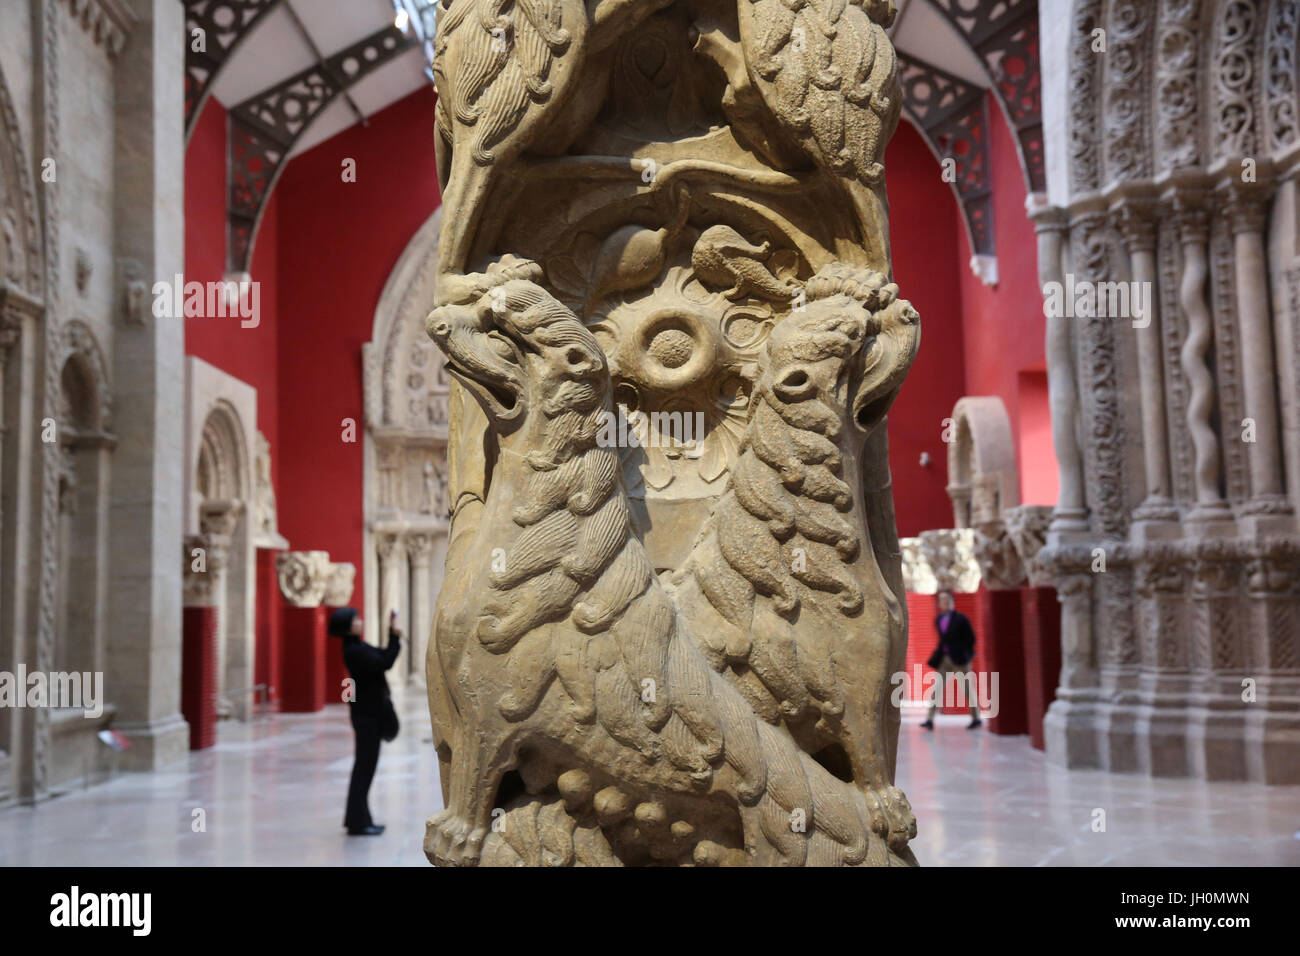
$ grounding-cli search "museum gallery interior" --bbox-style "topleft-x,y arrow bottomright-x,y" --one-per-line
0,0 -> 1298,867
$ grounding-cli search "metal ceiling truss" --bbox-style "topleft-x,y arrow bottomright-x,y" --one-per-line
923,0 -> 1045,193
184,0 -> 283,140
227,24 -> 416,273
896,51 -> 995,257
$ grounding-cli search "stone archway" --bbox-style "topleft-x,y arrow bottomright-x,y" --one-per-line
362,205 -> 450,682
947,395 -> 1020,528
185,360 -> 258,721
0,57 -> 46,805
54,321 -> 114,677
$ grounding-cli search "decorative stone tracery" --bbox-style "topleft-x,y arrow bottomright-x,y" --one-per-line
1037,0 -> 1300,783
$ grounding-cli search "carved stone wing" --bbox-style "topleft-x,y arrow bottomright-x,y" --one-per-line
434,0 -> 582,167
736,0 -> 900,186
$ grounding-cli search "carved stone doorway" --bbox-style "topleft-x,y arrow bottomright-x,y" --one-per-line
363,207 -> 450,683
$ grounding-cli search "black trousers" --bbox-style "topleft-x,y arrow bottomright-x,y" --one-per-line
345,710 -> 382,830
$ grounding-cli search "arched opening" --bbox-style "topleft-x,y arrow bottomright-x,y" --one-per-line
193,401 -> 254,720
54,353 -> 112,678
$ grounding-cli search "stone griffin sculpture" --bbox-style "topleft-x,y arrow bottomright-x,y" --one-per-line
423,0 -> 921,866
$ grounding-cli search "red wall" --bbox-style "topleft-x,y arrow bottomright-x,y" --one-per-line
884,119 -> 968,538
954,93 -> 1052,506
273,87 -> 442,603
184,87 -> 1046,613
184,98 -> 282,466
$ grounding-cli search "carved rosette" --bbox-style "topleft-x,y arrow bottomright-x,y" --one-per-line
323,562 -> 357,608
918,528 -> 981,593
277,550 -> 332,608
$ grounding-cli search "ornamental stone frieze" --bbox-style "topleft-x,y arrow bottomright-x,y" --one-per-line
276,550 -> 332,608
918,529 -> 981,593
900,537 -> 938,594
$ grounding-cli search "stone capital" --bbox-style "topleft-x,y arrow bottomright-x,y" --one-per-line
972,519 -> 1027,590
1114,200 -> 1158,253
1219,188 -> 1268,236
375,530 -> 404,562
1004,504 -> 1054,587
405,532 -> 435,561
276,550 -> 332,608
1169,192 -> 1208,244
323,562 -> 358,607
199,498 -> 244,538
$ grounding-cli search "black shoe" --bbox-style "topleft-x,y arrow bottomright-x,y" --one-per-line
347,824 -> 385,836
968,718 -> 982,729
920,720 -> 934,730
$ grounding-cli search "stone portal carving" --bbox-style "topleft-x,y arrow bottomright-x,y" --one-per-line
424,0 -> 920,865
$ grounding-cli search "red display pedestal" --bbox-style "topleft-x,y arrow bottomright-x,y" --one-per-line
974,587 -> 1028,736
1020,585 -> 1062,750
324,607 -> 350,705
255,549 -> 283,709
280,605 -> 327,712
181,605 -> 218,750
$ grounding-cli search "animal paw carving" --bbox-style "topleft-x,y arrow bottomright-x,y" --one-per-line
425,809 -> 489,867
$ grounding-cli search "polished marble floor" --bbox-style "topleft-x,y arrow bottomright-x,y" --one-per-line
1,694 -> 1296,866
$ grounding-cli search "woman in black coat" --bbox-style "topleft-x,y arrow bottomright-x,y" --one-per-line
328,607 -> 402,836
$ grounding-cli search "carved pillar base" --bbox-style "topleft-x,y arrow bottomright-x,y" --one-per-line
1045,537 -> 1300,782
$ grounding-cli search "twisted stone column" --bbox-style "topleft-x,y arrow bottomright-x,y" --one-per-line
1172,194 -> 1230,521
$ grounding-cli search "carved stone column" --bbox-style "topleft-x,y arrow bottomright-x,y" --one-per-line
1117,201 -> 1176,524
1222,187 -> 1294,522
1171,194 -> 1231,522
1033,208 -> 1088,532
0,307 -> 19,546
405,533 -> 434,686
199,502 -> 240,717
375,530 -> 407,679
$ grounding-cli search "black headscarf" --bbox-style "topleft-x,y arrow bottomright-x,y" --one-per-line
328,606 -> 359,638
